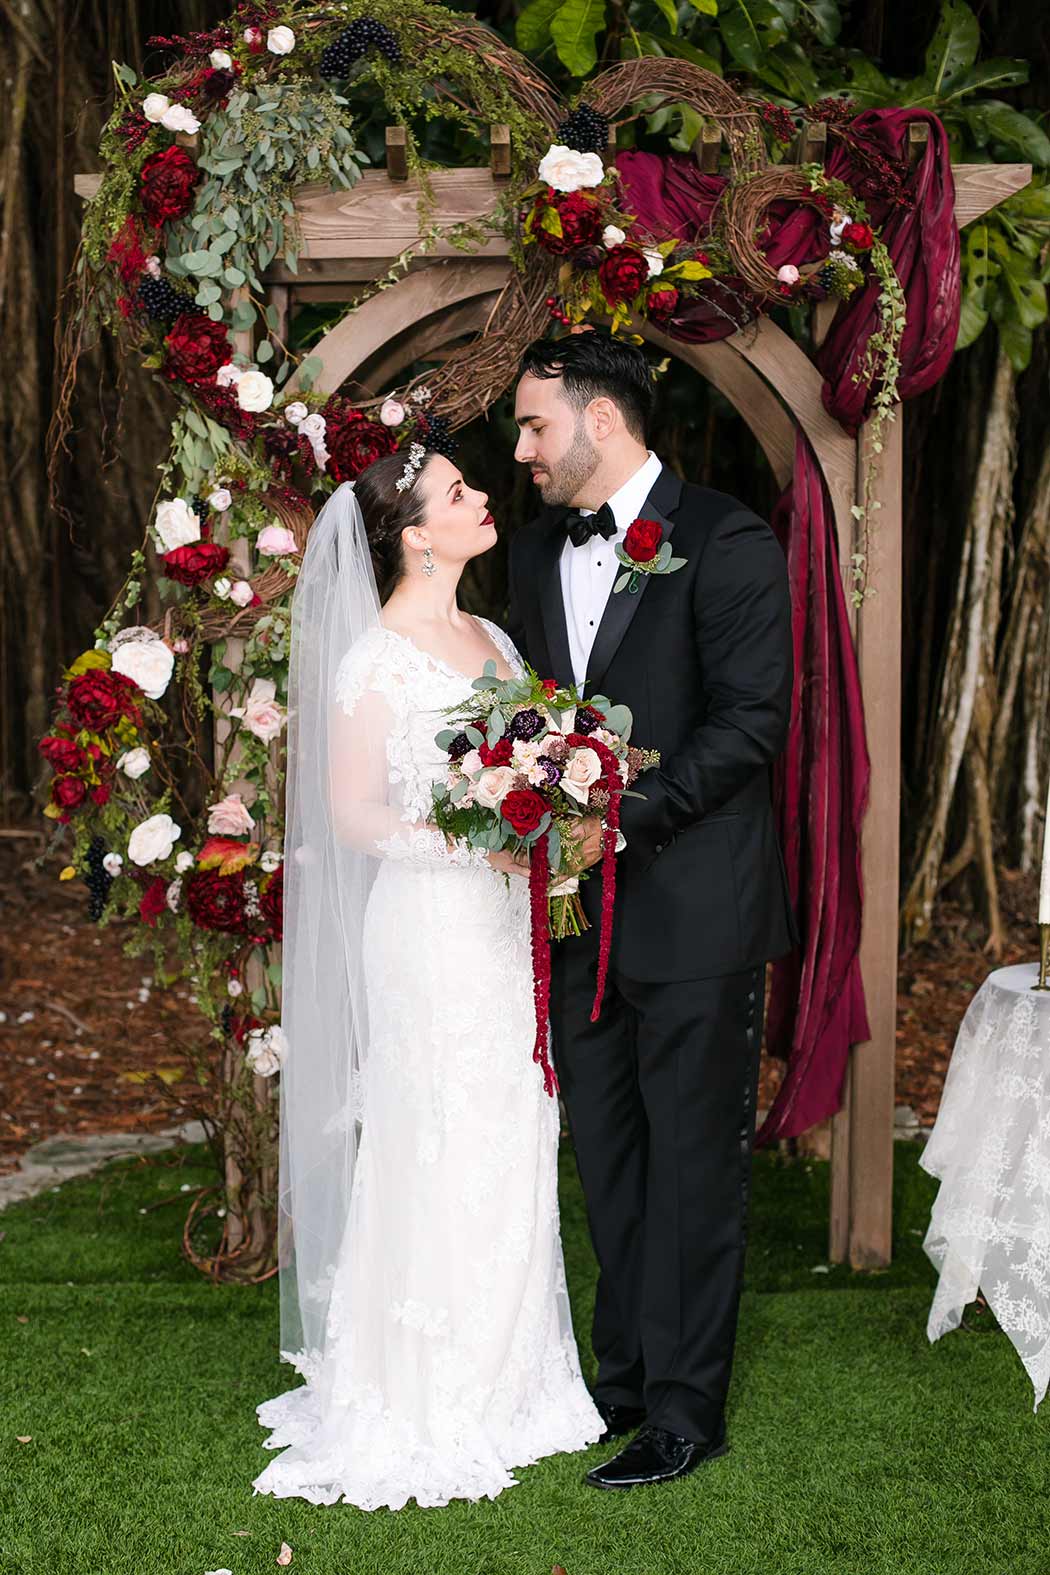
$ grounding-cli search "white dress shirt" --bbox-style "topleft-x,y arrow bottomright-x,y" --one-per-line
559,449 -> 664,690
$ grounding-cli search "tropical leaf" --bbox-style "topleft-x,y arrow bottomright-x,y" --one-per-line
924,0 -> 980,98
964,101 -> 1050,166
956,222 -> 996,348
943,58 -> 1029,102
549,0 -> 607,76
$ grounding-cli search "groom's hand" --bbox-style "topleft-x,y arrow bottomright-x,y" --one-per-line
566,815 -> 604,870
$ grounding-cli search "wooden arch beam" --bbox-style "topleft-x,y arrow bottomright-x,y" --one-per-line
352,294 -> 503,397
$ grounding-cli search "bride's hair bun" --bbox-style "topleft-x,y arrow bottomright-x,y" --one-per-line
353,450 -> 434,599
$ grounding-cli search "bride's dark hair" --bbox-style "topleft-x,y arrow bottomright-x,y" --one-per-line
353,450 -> 436,600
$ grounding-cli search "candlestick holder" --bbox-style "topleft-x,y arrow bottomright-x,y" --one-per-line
1033,923 -> 1050,991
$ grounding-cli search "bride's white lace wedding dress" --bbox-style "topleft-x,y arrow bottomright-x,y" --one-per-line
252,617 -> 602,1510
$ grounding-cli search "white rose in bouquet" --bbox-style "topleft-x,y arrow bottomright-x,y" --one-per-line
603,225 -> 626,248
216,362 -> 243,387
208,487 -> 232,512
210,49 -> 233,68
644,250 -> 665,278
160,104 -> 201,135
154,497 -> 200,552
283,401 -> 309,426
116,747 -> 151,779
207,792 -> 255,837
110,637 -> 175,701
267,25 -> 295,54
102,852 -> 124,877
175,850 -> 195,874
142,93 -> 171,123
256,524 -> 298,557
474,765 -> 519,810
458,749 -> 484,777
128,812 -> 181,866
229,580 -> 254,607
560,746 -> 603,806
538,143 -> 605,193
236,369 -> 274,412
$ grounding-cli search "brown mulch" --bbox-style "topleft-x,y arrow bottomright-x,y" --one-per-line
0,824 -> 1042,1175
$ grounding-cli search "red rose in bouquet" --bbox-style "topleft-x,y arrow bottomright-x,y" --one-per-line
534,191 -> 603,257
51,774 -> 88,811
139,145 -> 202,227
599,246 -> 650,305
139,876 -> 168,928
164,312 -> 232,386
259,865 -> 283,941
324,405 -> 397,482
67,669 -> 141,732
624,517 -> 664,564
185,867 -> 248,934
646,286 -> 679,322
39,734 -> 83,774
842,221 -> 874,251
162,541 -> 231,586
479,737 -> 513,768
90,781 -> 113,807
501,789 -> 547,836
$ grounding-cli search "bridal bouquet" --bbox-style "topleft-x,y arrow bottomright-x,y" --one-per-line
430,663 -> 658,1096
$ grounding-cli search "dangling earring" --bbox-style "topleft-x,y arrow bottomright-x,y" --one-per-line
422,545 -> 437,578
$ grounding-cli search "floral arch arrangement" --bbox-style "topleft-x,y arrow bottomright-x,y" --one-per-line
42,0 -> 908,1274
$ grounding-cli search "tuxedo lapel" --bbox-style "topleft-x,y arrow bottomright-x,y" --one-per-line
535,516 -> 575,688
585,464 -> 684,696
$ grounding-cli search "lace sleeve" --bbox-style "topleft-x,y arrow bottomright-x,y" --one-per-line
331,634 -> 489,870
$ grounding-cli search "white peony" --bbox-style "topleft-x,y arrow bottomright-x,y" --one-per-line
154,497 -> 201,552
603,225 -> 626,248
116,747 -> 151,779
102,852 -> 124,877
236,369 -> 274,412
209,49 -> 233,68
128,812 -> 181,867
212,577 -> 233,600
174,850 -> 195,874
283,400 -> 309,426
229,579 -> 254,607
246,1024 -> 288,1077
267,25 -> 295,54
644,250 -> 664,278
208,487 -> 232,512
260,849 -> 281,873
537,143 -> 605,193
160,103 -> 201,135
216,362 -> 243,387
110,638 -> 175,702
142,93 -> 171,123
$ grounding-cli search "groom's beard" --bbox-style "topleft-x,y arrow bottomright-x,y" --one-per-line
534,415 -> 600,507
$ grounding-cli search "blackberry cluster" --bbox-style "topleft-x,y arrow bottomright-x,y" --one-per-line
83,836 -> 113,922
419,413 -> 457,459
320,17 -> 402,76
221,1003 -> 233,1036
137,274 -> 194,325
191,494 -> 208,523
556,103 -> 609,155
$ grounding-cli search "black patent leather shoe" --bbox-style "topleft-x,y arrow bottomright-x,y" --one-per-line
585,1424 -> 729,1490
592,1398 -> 647,1447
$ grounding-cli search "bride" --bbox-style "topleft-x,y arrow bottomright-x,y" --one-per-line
251,445 -> 603,1510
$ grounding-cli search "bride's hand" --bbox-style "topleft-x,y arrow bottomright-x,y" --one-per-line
488,847 -> 531,878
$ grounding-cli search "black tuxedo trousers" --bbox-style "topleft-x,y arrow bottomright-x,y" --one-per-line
508,464 -> 798,1444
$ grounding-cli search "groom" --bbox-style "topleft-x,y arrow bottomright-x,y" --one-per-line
508,330 -> 798,1490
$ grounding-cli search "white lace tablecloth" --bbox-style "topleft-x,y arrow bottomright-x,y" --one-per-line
921,961 -> 1050,1408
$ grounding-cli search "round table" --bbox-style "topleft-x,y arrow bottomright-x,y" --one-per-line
921,961 -> 1050,1409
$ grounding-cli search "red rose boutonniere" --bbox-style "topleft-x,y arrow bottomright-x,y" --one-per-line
614,518 -> 688,595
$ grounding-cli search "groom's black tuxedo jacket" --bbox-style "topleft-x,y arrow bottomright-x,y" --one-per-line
508,461 -> 799,983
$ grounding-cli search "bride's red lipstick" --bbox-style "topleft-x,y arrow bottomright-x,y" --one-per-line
481,511 -> 494,527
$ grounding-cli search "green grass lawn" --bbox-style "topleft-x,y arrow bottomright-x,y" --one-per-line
1,1140 -> 1048,1575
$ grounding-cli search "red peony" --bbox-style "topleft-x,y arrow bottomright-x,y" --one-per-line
624,517 -> 664,564
51,774 -> 88,810
259,864 -> 283,940
39,735 -> 83,773
185,867 -> 248,934
90,781 -> 113,807
139,876 -> 168,928
139,145 -> 202,228
324,408 -> 397,482
598,246 -> 650,306
646,287 -> 679,321
501,789 -> 547,836
842,221 -> 874,251
162,541 -> 230,586
479,737 -> 513,768
164,312 -> 232,386
67,669 -> 142,732
534,191 -> 603,257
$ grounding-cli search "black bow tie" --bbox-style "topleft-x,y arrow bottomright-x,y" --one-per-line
565,502 -> 616,548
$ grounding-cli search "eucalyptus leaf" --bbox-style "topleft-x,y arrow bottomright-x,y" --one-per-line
257,340 -> 275,363
207,301 -> 226,322
465,725 -> 485,746
488,709 -> 506,741
435,728 -> 457,749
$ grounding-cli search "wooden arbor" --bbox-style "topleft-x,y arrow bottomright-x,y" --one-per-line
77,122 -> 1031,1269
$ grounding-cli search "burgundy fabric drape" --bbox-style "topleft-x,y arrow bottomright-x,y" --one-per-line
614,111 -> 960,1139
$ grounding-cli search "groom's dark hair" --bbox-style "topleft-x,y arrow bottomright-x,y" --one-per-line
519,331 -> 654,443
